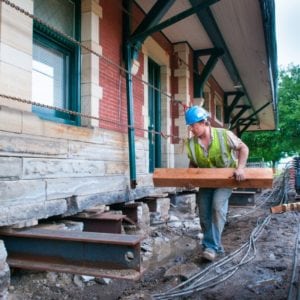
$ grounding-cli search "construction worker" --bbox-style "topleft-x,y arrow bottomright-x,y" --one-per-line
185,105 -> 249,261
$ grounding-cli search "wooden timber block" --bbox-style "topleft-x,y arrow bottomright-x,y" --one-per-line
153,168 -> 273,189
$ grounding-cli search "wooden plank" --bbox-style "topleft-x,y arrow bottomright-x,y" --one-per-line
153,168 -> 273,188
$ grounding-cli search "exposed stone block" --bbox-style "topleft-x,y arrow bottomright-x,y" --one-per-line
0,180 -> 46,206
0,157 -> 22,179
22,158 -> 105,179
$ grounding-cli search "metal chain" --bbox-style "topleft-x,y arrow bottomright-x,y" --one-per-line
0,93 -> 187,143
0,0 -> 186,143
0,0 -> 173,101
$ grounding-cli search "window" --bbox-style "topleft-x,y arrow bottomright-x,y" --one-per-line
203,91 -> 210,112
214,94 -> 223,124
32,0 -> 80,125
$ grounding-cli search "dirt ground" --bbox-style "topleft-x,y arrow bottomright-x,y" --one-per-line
7,189 -> 300,300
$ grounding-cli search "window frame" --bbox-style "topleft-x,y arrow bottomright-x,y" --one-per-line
214,94 -> 224,125
32,0 -> 81,125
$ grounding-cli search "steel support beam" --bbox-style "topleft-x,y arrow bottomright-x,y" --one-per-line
66,212 -> 125,234
0,228 -> 144,280
194,48 -> 224,98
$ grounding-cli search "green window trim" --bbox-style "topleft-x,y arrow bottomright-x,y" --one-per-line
32,0 -> 81,126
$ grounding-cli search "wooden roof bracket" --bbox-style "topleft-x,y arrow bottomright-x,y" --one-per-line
224,91 -> 245,125
193,47 -> 224,98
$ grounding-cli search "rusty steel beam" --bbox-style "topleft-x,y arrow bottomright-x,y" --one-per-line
0,227 -> 144,280
67,212 -> 125,234
229,191 -> 256,206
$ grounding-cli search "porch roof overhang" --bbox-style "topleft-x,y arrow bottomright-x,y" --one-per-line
134,0 -> 278,132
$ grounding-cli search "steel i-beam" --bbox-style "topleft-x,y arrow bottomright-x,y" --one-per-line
0,227 -> 144,280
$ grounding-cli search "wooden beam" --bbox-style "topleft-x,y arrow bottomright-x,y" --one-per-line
153,168 -> 273,188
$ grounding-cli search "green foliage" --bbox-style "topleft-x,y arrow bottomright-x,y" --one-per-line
242,64 -> 300,164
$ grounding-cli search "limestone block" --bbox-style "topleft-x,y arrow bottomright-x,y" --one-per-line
156,197 -> 170,221
82,12 -> 100,43
81,83 -> 103,98
0,208 -> 9,226
0,62 -> 32,111
0,43 -> 32,72
0,105 -> 22,133
0,180 -> 46,206
0,157 -> 22,179
101,129 -> 125,147
105,162 -> 127,175
0,132 -> 69,157
173,193 -> 196,215
174,68 -> 190,78
81,95 -> 100,128
82,0 -> 102,17
44,199 -> 68,217
7,203 -> 45,224
23,158 -> 105,179
81,53 -> 99,84
67,190 -> 125,214
0,0 -> 33,54
174,93 -> 190,103
46,175 -> 127,200
69,141 -> 124,161
174,43 -> 190,53
137,202 -> 150,229
136,174 -> 154,187
0,263 -> 10,293
0,241 -> 7,265
22,113 -> 102,143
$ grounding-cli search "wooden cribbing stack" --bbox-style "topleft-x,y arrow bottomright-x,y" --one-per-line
270,202 -> 300,214
153,168 -> 273,189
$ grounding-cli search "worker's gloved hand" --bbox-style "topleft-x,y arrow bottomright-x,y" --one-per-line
233,167 -> 246,181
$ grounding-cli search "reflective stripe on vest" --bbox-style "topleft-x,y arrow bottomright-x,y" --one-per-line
185,128 -> 237,168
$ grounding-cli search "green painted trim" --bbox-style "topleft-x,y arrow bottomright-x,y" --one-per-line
32,0 -> 81,126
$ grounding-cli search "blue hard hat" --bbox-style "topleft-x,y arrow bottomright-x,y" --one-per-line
185,106 -> 209,125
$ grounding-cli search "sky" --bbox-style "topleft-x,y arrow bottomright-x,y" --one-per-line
275,0 -> 300,67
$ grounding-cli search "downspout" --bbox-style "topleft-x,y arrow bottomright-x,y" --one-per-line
123,0 -> 137,189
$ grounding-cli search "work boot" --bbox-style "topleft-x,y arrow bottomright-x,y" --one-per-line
202,248 -> 216,261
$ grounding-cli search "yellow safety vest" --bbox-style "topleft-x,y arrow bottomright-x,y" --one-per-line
185,128 -> 237,168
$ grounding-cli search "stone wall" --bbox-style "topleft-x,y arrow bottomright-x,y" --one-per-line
0,105 -> 163,226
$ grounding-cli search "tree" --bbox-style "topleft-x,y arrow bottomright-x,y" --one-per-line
242,64 -> 300,166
